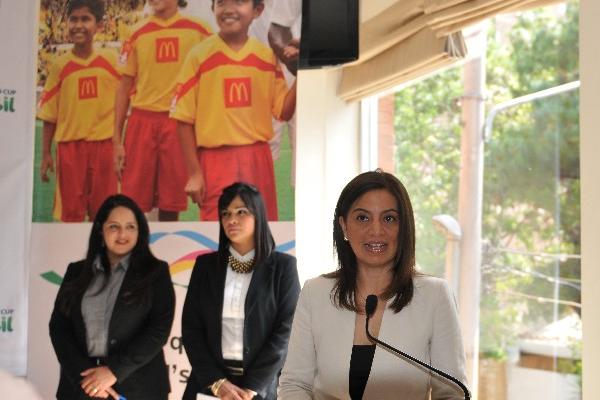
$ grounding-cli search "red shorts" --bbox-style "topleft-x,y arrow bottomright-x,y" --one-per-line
121,108 -> 187,212
55,139 -> 118,222
197,142 -> 278,221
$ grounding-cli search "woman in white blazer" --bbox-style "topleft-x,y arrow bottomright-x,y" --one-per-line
279,170 -> 468,400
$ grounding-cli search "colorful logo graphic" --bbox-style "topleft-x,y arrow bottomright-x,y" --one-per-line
40,230 -> 295,288
0,309 -> 14,333
156,37 -> 179,63
78,76 -> 98,99
224,77 -> 251,108
0,88 -> 16,112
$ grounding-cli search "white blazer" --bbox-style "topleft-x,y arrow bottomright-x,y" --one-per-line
278,275 -> 467,400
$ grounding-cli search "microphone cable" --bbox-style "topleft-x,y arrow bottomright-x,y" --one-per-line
365,294 -> 471,400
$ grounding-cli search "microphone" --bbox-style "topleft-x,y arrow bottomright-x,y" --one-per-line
364,294 -> 470,400
365,294 -> 378,318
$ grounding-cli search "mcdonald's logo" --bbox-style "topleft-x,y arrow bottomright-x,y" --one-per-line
78,76 -> 98,99
224,77 -> 252,108
156,37 -> 179,63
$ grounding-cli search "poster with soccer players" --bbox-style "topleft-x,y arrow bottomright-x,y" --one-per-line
29,1 -> 301,398
33,0 -> 300,223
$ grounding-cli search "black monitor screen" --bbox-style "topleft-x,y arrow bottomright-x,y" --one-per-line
299,0 -> 359,69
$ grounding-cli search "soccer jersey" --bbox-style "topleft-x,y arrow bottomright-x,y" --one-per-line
119,12 -> 212,112
37,48 -> 120,142
170,35 -> 289,148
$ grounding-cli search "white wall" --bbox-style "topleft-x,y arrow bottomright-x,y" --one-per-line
295,68 -> 360,283
579,0 -> 600,399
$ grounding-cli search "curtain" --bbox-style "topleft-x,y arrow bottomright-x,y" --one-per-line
339,0 -> 564,101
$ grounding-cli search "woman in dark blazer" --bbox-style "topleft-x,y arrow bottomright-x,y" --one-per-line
182,182 -> 301,400
49,194 -> 175,400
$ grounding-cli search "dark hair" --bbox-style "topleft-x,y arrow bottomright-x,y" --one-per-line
217,182 -> 275,267
66,0 -> 105,21
327,170 -> 417,313
58,194 -> 160,314
211,0 -> 263,7
178,0 -> 188,7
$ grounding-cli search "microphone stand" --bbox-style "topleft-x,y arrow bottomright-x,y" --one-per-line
365,300 -> 470,400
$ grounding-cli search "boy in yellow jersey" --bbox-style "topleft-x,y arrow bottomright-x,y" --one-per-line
113,0 -> 211,221
38,0 -> 119,222
171,0 -> 296,221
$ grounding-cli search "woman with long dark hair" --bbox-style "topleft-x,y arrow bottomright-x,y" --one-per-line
49,194 -> 175,400
182,182 -> 300,400
279,170 -> 467,399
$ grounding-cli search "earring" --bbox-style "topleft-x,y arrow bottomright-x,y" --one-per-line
343,236 -> 349,241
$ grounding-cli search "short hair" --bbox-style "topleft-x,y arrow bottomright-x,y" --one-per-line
211,0 -> 263,7
328,169 -> 417,313
217,182 -> 275,267
66,0 -> 105,22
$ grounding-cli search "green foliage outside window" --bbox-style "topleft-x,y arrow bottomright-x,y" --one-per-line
393,1 -> 580,373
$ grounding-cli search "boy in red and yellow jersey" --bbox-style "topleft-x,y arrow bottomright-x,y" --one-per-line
171,0 -> 296,221
113,0 -> 211,221
38,0 -> 119,222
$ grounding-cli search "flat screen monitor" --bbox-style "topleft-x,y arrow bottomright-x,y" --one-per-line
298,0 -> 359,69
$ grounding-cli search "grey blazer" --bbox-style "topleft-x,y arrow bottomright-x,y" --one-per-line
278,275 -> 467,400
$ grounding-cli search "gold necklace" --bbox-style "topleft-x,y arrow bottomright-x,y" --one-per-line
228,254 -> 254,273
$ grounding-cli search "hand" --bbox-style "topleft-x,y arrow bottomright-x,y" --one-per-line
216,380 -> 248,400
282,38 -> 300,75
287,37 -> 300,50
283,45 -> 299,61
94,387 -> 121,399
185,172 -> 205,207
40,152 -> 54,182
283,38 -> 300,60
80,366 -> 117,398
113,141 -> 126,180
243,388 -> 257,399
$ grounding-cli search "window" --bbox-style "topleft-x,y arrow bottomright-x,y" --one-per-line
364,2 -> 581,398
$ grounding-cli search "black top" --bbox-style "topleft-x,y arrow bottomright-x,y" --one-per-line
349,344 -> 376,400
181,251 -> 301,400
49,259 -> 175,400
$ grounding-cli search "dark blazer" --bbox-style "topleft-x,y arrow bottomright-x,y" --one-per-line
181,251 -> 301,400
49,259 -> 175,400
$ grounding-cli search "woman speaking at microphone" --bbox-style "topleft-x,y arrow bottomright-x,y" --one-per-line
49,194 -> 175,400
182,182 -> 301,400
279,170 -> 467,399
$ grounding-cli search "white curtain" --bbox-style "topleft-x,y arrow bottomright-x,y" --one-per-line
339,0 -> 564,101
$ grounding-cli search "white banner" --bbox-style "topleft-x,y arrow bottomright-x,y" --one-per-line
28,222 -> 295,400
0,0 -> 38,375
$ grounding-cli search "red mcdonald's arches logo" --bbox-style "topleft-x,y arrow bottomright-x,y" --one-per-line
156,37 -> 179,63
224,77 -> 252,108
78,76 -> 98,99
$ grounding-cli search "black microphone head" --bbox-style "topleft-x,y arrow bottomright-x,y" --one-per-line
365,295 -> 378,317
